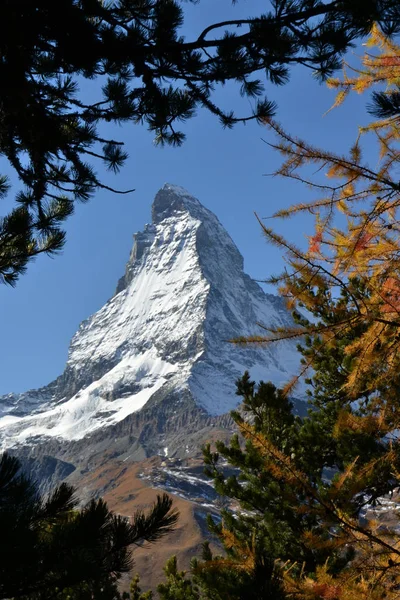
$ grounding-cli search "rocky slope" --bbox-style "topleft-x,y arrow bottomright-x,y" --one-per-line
0,184 -> 301,480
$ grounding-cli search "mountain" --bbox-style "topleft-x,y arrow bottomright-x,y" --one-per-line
0,184 -> 301,467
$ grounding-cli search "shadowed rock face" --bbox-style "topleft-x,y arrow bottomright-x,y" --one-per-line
16,455 -> 76,495
0,184 -> 302,476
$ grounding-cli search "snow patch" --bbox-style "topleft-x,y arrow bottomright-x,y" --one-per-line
0,184 -> 302,448
0,351 -> 177,446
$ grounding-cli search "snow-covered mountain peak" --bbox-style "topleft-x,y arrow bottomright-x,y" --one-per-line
0,185 -> 301,449
152,183 -> 202,223
118,183 -> 244,293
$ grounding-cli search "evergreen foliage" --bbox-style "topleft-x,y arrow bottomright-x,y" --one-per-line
5,10 -> 400,600
238,25 -> 400,400
140,285 -> 400,597
157,556 -> 200,600
195,325 -> 400,597
117,20 -> 400,600
1,0 -> 400,283
131,544 -> 285,600
128,573 -> 154,600
0,453 -> 178,600
197,370 -> 356,598
202,375 -> 311,570
213,24 -> 400,599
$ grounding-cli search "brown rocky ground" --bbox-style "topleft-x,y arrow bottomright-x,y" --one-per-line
72,456 -> 221,591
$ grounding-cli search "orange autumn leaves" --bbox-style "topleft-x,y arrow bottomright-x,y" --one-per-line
225,24 -> 400,600
312,584 -> 342,600
381,276 -> 400,314
248,24 -> 400,398
327,23 -> 400,129
308,231 -> 322,254
308,231 -> 373,255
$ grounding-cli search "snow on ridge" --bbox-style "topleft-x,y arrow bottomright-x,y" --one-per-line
0,351 -> 179,447
67,208 -> 208,368
0,184 -> 302,446
161,183 -> 194,198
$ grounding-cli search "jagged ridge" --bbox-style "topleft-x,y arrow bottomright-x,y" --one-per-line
0,184 -> 300,451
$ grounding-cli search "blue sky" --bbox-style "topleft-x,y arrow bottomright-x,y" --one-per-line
0,1 -> 374,394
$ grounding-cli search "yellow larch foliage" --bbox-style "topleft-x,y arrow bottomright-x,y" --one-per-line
226,27 -> 400,598
228,420 -> 400,600
244,31 -> 400,395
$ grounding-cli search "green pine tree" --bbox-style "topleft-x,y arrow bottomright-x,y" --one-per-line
292,278 -> 397,504
1,0 -> 400,284
0,453 -> 178,600
157,556 -> 200,600
193,279 -> 400,597
128,573 -> 154,600
129,288 -> 400,598
126,277 -> 400,599
201,374 -> 333,583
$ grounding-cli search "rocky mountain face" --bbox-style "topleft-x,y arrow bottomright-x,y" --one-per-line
0,184 -> 302,486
